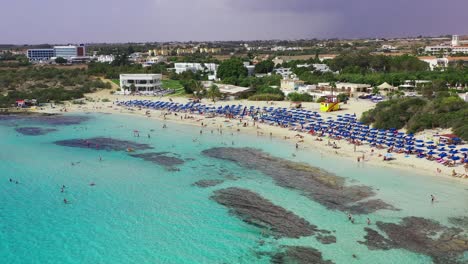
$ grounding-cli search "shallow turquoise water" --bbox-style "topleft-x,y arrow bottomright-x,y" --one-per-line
0,113 -> 467,264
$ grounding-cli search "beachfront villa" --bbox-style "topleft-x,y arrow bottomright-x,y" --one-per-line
119,74 -> 162,93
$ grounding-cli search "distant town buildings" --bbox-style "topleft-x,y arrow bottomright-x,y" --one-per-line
424,35 -> 468,55
149,47 -> 221,56
27,44 -> 86,62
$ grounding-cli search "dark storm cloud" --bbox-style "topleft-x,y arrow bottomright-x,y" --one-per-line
0,0 -> 466,44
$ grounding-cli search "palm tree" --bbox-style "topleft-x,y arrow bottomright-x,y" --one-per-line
206,84 -> 221,103
192,80 -> 204,99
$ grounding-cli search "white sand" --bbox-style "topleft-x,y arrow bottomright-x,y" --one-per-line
41,90 -> 468,183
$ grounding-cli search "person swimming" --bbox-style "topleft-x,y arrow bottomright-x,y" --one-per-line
431,194 -> 435,203
367,218 -> 371,225
63,198 -> 68,204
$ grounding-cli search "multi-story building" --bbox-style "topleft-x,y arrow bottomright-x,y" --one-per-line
119,74 -> 162,93
27,44 -> 86,61
174,63 -> 218,74
27,49 -> 55,61
54,45 -> 86,59
424,35 -> 468,55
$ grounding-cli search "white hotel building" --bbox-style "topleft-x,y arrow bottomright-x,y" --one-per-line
174,63 -> 218,74
119,74 -> 162,93
424,35 -> 468,55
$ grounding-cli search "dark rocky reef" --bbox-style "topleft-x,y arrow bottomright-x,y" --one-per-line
316,234 -> 337,244
359,216 -> 468,264
271,246 -> 334,264
54,137 -> 152,151
130,152 -> 184,170
211,187 -> 334,240
192,179 -> 224,188
203,147 -> 396,214
449,216 -> 468,230
0,113 -> 90,126
15,127 -> 57,136
30,115 -> 90,126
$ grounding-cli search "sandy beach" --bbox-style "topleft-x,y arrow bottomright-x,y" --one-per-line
39,90 -> 468,183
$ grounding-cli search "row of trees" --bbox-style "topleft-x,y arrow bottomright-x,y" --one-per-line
326,53 -> 429,74
361,96 -> 468,141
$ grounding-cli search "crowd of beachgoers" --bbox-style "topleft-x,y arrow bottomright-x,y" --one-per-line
115,99 -> 468,179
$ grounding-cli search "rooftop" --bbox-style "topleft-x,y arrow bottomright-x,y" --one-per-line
120,74 -> 162,78
216,84 -> 252,95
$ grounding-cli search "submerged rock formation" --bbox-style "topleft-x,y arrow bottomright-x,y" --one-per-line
15,127 -> 57,136
270,246 -> 334,264
54,137 -> 152,151
192,179 -> 224,188
211,187 -> 334,240
129,152 -> 184,170
203,147 -> 396,214
359,216 -> 468,264
449,216 -> 468,230
31,115 -> 90,126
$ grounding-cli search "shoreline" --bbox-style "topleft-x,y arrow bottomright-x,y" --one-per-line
35,96 -> 468,184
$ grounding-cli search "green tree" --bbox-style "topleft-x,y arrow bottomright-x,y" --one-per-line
206,84 -> 221,102
288,92 -> 314,102
55,57 -> 67,64
217,58 -> 248,80
254,60 -> 274,74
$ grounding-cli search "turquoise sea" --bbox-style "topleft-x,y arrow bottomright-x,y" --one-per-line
1,113 -> 467,264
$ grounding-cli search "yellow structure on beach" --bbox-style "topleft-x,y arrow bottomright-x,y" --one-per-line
320,97 -> 341,112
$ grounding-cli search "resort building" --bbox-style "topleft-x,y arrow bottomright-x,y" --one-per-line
174,63 -> 218,74
119,74 -> 162,93
54,45 -> 86,59
424,35 -> 468,55
27,48 -> 55,61
27,44 -> 86,61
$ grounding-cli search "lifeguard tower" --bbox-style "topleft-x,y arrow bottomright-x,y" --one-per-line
320,96 -> 341,112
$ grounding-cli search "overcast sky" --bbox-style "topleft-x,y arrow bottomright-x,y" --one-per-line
2,0 -> 467,44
